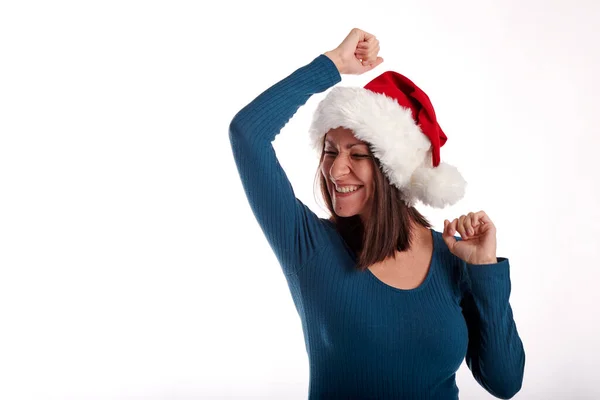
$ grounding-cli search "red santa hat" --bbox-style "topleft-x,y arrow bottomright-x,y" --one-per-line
308,70 -> 467,209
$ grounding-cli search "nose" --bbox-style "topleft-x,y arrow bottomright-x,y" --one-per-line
329,153 -> 351,181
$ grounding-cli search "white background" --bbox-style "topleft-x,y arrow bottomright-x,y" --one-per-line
1,0 -> 599,398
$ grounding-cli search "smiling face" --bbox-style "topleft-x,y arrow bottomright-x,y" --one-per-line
320,127 -> 376,221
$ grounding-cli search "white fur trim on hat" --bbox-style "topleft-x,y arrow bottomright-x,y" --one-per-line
309,86 -> 466,209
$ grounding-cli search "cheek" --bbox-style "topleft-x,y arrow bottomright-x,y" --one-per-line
320,161 -> 331,177
358,164 -> 375,181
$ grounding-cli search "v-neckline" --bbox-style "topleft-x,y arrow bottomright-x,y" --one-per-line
363,228 -> 437,293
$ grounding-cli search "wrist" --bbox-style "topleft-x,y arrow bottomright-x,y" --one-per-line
469,257 -> 498,265
324,50 -> 344,73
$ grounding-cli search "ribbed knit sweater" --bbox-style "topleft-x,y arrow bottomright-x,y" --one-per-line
228,54 -> 525,399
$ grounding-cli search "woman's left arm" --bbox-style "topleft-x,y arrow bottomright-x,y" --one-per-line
443,212 -> 526,398
461,258 -> 526,399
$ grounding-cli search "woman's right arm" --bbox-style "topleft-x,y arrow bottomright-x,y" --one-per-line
228,54 -> 341,277
228,29 -> 383,277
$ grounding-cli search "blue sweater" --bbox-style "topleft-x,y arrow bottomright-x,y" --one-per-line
229,54 -> 525,399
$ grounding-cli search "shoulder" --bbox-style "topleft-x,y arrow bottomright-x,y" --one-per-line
432,228 -> 463,251
432,229 -> 467,274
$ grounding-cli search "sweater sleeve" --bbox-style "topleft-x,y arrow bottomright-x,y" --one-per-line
460,258 -> 526,399
228,54 -> 341,277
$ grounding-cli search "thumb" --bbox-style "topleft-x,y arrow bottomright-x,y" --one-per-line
442,219 -> 457,249
359,56 -> 384,73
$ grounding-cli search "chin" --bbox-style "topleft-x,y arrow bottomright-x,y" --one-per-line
328,188 -> 370,219
333,206 -> 365,218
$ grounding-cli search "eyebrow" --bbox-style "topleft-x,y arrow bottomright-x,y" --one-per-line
324,139 -> 369,149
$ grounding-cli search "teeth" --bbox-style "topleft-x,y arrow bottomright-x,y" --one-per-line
335,185 -> 360,193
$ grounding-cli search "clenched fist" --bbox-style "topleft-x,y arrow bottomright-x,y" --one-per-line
324,28 -> 384,75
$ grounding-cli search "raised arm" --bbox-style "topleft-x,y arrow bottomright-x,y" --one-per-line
460,259 -> 526,399
228,54 -> 341,276
228,29 -> 384,277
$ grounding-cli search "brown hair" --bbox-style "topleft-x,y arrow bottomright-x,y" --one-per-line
314,142 -> 432,271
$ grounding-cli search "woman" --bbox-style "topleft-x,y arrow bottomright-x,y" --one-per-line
229,28 -> 525,399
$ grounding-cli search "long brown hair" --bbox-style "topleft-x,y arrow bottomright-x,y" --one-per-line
314,142 -> 432,271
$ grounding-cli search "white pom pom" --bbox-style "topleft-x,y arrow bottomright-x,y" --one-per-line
407,162 -> 467,208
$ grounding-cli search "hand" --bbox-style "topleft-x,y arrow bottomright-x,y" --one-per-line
324,28 -> 384,75
442,211 -> 498,265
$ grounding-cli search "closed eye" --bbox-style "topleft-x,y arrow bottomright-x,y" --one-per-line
324,151 -> 370,158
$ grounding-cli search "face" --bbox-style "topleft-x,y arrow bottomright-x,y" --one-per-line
320,127 -> 375,220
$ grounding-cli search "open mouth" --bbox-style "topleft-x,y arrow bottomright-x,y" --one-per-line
333,185 -> 363,197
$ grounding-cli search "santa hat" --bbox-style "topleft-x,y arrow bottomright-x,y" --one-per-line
308,70 -> 467,209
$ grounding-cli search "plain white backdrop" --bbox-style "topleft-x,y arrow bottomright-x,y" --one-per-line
1,0 -> 599,398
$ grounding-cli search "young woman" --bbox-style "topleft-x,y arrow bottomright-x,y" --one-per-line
229,28 -> 525,399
